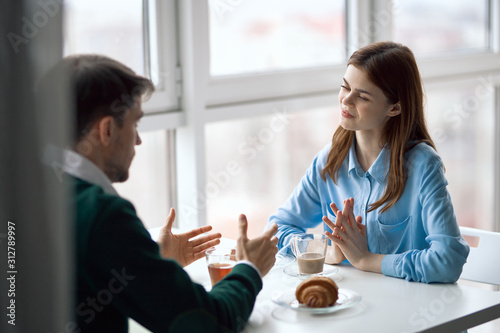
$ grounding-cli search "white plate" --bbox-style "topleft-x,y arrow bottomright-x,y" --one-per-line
272,288 -> 361,314
283,264 -> 339,279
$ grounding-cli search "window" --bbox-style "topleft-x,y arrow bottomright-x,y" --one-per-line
114,130 -> 175,229
205,106 -> 339,238
63,0 -> 145,76
200,0 -> 500,234
209,0 -> 346,76
425,79 -> 495,230
64,0 -> 180,112
65,0 -> 500,235
393,0 -> 490,57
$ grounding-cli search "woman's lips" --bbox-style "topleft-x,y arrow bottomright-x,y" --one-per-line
341,110 -> 354,118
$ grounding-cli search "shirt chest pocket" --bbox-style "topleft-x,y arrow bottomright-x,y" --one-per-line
369,216 -> 412,254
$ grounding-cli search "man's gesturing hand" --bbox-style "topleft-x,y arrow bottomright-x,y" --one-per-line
158,208 -> 222,267
236,214 -> 279,278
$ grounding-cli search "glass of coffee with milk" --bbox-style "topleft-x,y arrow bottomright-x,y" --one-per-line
291,234 -> 328,276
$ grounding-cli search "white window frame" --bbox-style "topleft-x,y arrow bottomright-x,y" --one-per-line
141,0 -> 500,230
140,0 -> 186,130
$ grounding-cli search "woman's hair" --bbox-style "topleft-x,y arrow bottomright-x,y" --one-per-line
321,41 -> 436,213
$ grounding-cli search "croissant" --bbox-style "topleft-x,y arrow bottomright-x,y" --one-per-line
295,276 -> 339,308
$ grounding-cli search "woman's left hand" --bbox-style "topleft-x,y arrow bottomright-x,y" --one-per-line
324,198 -> 384,273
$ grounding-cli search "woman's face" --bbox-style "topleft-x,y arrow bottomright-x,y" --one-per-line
338,65 -> 400,136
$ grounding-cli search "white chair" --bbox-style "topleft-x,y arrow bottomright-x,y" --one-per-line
459,227 -> 500,333
459,226 -> 500,286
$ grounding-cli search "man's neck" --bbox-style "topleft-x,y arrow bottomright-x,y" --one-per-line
62,149 -> 118,195
75,144 -> 109,180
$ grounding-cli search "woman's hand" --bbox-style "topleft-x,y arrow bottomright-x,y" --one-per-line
323,213 -> 346,264
158,208 -> 222,267
323,198 -> 384,273
325,243 -> 346,264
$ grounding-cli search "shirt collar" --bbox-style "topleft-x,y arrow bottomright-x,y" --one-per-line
347,141 -> 362,176
367,146 -> 390,184
43,145 -> 118,195
347,140 -> 389,184
61,149 -> 118,195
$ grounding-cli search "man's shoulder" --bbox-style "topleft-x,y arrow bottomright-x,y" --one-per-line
70,176 -> 144,257
71,176 -> 137,224
73,177 -> 131,205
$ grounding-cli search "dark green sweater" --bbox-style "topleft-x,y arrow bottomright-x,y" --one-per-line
72,177 -> 261,332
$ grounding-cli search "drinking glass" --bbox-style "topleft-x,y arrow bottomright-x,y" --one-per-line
291,234 -> 328,276
205,248 -> 237,286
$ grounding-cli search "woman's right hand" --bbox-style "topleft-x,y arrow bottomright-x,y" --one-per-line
323,213 -> 346,264
325,243 -> 346,264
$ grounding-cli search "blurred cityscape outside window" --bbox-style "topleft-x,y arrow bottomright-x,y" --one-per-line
209,0 -> 346,76
393,0 -> 489,57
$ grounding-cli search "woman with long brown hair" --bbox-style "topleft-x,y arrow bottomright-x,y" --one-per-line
267,42 -> 469,283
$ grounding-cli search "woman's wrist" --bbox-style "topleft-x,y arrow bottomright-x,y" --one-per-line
360,253 -> 384,273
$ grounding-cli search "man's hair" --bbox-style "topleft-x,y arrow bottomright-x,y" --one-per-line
60,54 -> 154,141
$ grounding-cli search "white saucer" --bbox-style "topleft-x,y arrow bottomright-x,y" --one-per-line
283,264 -> 339,279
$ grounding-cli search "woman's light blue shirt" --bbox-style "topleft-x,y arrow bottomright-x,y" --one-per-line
268,142 -> 469,283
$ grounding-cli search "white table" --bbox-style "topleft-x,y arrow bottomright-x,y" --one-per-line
183,255 -> 500,333
143,230 -> 500,333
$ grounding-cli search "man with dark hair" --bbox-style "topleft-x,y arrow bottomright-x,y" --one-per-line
55,55 -> 278,332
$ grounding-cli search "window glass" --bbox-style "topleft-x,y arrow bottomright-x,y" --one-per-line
63,0 -> 145,76
205,106 -> 339,239
393,0 -> 489,57
209,0 -> 346,76
425,79 -> 495,230
114,130 -> 174,229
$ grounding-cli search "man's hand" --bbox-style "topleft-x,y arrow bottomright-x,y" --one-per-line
236,215 -> 278,278
158,208 -> 222,267
324,198 -> 384,273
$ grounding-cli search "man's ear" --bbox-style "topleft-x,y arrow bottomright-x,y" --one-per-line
97,116 -> 116,146
387,103 -> 401,117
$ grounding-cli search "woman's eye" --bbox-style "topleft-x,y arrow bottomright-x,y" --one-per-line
340,85 -> 350,90
358,95 -> 368,101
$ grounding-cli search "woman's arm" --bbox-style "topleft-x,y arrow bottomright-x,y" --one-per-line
380,159 -> 470,283
267,154 -> 325,254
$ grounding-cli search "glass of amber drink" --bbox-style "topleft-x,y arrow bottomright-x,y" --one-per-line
205,248 -> 237,286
